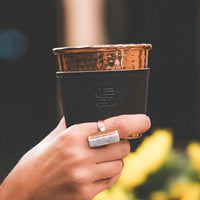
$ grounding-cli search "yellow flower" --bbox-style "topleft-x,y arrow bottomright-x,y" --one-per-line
109,186 -> 129,200
94,186 -> 128,200
187,142 -> 200,174
93,189 -> 111,200
136,129 -> 173,174
118,152 -> 148,189
118,129 -> 173,190
170,182 -> 200,200
150,190 -> 168,200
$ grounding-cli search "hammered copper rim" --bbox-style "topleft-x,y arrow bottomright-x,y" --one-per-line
53,43 -> 152,72
52,44 -> 152,54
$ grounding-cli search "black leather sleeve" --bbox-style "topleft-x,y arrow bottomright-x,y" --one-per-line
56,68 -> 150,127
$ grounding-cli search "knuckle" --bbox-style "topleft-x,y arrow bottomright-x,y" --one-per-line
69,150 -> 88,165
69,124 -> 79,131
57,132 -> 67,144
70,168 -> 87,184
58,143 -> 89,167
70,168 -> 79,181
57,130 -> 76,146
75,152 -> 87,164
60,124 -> 81,141
68,124 -> 82,136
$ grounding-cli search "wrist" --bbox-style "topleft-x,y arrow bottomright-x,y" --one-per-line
0,163 -> 36,200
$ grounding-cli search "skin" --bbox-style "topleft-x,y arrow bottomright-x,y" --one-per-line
0,114 -> 150,200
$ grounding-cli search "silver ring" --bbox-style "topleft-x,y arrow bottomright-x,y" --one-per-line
88,120 -> 120,148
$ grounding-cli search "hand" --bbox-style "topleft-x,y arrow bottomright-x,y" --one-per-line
0,114 -> 150,200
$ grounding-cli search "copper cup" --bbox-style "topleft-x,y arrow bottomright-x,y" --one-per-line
53,44 -> 152,72
53,44 -> 152,131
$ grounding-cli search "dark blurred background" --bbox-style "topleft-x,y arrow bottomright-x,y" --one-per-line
0,0 -> 199,181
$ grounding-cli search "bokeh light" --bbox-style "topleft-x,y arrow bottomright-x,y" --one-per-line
0,29 -> 28,61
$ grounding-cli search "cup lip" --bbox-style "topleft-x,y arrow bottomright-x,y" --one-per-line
52,43 -> 152,54
56,68 -> 150,74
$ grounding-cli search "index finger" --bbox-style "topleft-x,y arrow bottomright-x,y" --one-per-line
69,114 -> 151,139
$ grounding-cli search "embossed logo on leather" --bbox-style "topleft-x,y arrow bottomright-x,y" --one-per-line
95,87 -> 117,107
